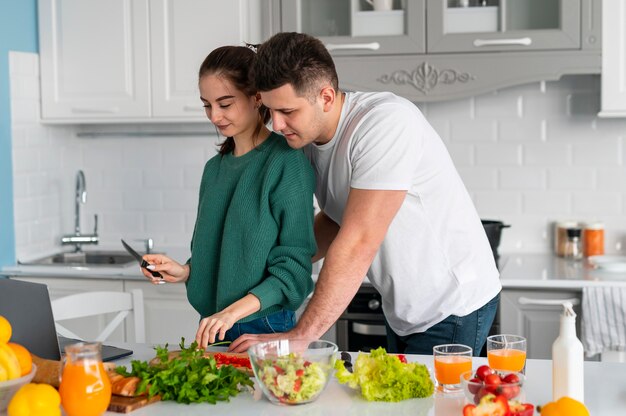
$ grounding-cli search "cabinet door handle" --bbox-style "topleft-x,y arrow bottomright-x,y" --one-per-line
71,107 -> 120,114
518,297 -> 580,306
473,37 -> 532,47
326,42 -> 381,51
183,105 -> 204,112
352,322 -> 387,336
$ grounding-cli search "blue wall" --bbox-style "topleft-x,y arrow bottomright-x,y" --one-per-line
0,0 -> 38,266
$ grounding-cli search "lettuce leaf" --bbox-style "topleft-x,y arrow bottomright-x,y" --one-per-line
335,347 -> 434,402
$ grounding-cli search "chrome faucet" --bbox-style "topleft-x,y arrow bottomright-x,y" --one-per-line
61,170 -> 99,251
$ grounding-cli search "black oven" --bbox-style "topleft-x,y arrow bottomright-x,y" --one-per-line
336,285 -> 388,352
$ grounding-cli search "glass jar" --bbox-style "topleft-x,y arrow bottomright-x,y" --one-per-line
554,221 -> 580,257
563,227 -> 583,261
583,222 -> 604,257
59,342 -> 111,416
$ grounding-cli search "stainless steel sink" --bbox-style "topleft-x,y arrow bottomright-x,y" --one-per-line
21,250 -> 137,267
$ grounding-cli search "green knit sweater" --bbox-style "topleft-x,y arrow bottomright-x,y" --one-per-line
186,132 -> 316,322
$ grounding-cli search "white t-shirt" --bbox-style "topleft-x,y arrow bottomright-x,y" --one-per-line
304,91 -> 502,336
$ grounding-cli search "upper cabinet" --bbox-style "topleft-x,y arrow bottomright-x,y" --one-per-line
426,0 -> 581,53
277,0 -> 425,55
39,0 -> 262,123
270,0 -> 601,102
599,0 -> 626,117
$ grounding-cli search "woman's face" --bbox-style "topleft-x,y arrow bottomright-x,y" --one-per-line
199,74 -> 259,139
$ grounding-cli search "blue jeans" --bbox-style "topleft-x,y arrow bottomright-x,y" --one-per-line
386,293 -> 500,356
223,309 -> 296,342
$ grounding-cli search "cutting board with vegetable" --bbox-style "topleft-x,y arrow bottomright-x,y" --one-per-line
107,394 -> 161,414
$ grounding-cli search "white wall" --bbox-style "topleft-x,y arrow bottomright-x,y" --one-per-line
10,51 -> 626,261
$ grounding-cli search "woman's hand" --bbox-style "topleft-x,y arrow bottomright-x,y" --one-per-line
140,254 -> 189,284
196,311 -> 238,348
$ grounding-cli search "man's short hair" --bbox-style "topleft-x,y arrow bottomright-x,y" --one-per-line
253,32 -> 339,100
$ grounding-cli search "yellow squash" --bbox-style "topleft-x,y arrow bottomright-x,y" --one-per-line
539,396 -> 589,416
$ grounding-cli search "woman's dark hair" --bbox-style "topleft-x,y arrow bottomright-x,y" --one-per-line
199,45 -> 270,155
253,32 -> 339,101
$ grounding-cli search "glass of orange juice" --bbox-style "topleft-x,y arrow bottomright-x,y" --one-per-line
487,334 -> 527,373
59,342 -> 111,416
433,344 -> 473,393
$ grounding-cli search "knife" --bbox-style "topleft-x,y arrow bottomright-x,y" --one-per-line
340,351 -> 353,373
121,239 -> 164,282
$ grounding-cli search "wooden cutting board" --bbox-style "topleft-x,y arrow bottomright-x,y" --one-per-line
107,394 -> 161,413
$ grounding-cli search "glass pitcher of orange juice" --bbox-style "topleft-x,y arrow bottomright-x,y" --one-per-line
59,342 -> 111,416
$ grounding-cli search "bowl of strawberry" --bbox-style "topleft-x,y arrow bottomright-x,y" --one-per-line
460,365 -> 525,405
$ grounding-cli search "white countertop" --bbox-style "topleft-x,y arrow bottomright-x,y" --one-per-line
0,247 -> 191,280
4,251 -> 626,290
499,253 -> 626,289
96,343 -> 625,416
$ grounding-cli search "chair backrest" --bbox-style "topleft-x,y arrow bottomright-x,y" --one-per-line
51,289 -> 145,343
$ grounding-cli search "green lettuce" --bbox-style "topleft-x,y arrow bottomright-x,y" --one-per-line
335,347 -> 434,402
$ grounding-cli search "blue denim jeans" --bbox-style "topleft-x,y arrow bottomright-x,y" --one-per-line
386,293 -> 500,356
223,309 -> 296,342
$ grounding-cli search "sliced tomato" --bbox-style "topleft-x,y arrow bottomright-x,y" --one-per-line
397,354 -> 407,363
294,378 -> 302,392
509,401 -> 534,416
295,369 -> 304,377
464,393 -> 510,416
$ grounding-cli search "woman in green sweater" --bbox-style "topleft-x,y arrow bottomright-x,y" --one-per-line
140,46 -> 317,348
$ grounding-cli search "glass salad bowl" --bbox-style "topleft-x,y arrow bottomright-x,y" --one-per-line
248,339 -> 337,405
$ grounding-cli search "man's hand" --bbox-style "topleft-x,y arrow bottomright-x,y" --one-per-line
195,311 -> 238,348
228,332 -> 289,353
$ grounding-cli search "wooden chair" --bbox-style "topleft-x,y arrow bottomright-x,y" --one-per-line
51,289 -> 146,343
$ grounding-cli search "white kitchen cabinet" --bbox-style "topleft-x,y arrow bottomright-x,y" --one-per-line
599,0 -> 626,117
125,280 -> 200,345
39,0 -> 262,123
12,276 -> 128,343
39,0 -> 151,120
499,289 -> 582,360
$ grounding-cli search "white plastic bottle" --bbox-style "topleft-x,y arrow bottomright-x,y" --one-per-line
552,302 -> 585,403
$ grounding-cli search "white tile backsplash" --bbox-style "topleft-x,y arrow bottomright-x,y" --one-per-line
9,52 -> 626,260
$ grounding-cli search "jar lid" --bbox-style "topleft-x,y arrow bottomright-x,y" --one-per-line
566,227 -> 582,238
584,222 -> 604,230
555,220 -> 580,228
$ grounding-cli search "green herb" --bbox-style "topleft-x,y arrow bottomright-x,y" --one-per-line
334,347 -> 434,402
115,338 -> 254,404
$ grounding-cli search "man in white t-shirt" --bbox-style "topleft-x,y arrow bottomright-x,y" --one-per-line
230,33 -> 502,355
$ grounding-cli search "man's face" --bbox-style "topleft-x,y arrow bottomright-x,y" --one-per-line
260,84 -> 328,149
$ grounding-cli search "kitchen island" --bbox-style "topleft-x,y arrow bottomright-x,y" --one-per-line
97,343 -> 624,416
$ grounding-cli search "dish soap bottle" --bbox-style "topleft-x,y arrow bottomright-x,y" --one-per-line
552,302 -> 584,403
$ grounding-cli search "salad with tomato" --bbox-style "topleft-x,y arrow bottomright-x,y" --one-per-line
255,353 -> 328,404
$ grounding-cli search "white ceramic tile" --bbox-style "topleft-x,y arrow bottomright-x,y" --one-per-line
475,143 -> 521,166
572,193 -> 623,216
450,120 -> 496,142
499,167 -> 546,190
498,119 -> 543,142
101,169 -> 143,189
473,191 -> 522,215
162,190 -> 198,210
596,168 -> 626,191
572,139 -> 621,166
523,192 -> 572,215
446,143 -> 474,166
145,212 -> 186,232
547,167 -> 596,190
100,213 -> 145,234
457,167 -> 497,190
523,143 -> 571,166
143,169 -> 184,189
123,191 -> 163,211
475,90 -> 522,119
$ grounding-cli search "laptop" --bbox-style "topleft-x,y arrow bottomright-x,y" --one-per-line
0,278 -> 133,362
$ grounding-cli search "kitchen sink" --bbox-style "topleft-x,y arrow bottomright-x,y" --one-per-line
20,250 -> 137,267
